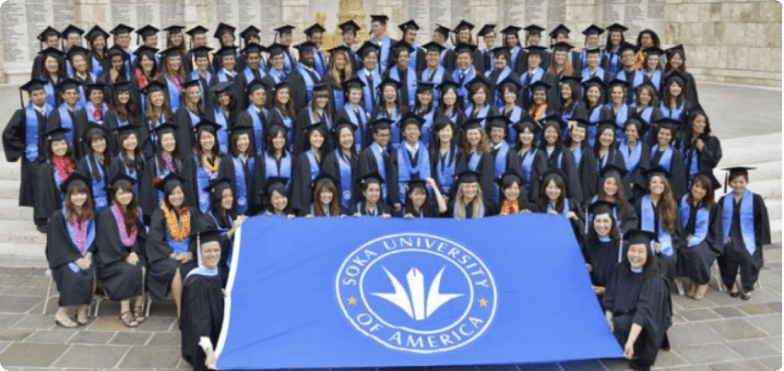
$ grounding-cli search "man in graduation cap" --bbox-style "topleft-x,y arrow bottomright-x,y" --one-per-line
338,20 -> 362,72
3,79 -> 54,209
355,41 -> 382,113
497,26 -> 524,74
289,41 -> 323,113
451,43 -> 479,104
110,24 -> 136,68
214,45 -> 240,83
603,23 -> 629,79
235,79 -> 270,156
478,24 -> 497,73
519,46 -> 556,109
183,25 -> 212,75
398,20 -> 425,73
522,24 -> 550,69
485,46 -> 518,108
31,27 -> 61,80
187,46 -> 215,109
579,24 -> 605,72
274,25 -> 298,75
369,14 -> 397,76
395,112 -> 431,205
237,43 -> 267,107
431,24 -> 455,72
419,41 -> 449,104
357,118 -> 400,209
263,43 -> 290,86
60,25 -> 85,76
212,23 -> 239,72
385,41 -> 419,108
46,78 -> 89,159
303,23 -> 329,78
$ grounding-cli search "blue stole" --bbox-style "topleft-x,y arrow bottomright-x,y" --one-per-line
268,68 -> 286,84
190,70 -> 213,104
581,67 -> 605,84
488,66 -> 512,108
247,105 -> 266,155
274,108 -> 295,147
436,147 -> 456,195
208,212 -> 233,266
679,195 -> 710,248
372,36 -> 392,75
421,66 -> 445,105
621,140 -> 643,176
722,190 -> 756,255
604,48 -> 620,77
418,108 -> 436,147
332,86 -> 345,112
585,195 -> 622,234
606,103 -> 628,135
62,210 -> 95,258
519,149 -> 537,194
358,69 -> 380,113
650,144 -> 673,171
244,65 -> 266,85
165,211 -> 191,254
283,51 -> 296,75
547,197 -> 571,217
370,142 -> 388,202
389,66 -> 417,107
636,105 -> 654,124
572,144 -> 583,166
52,166 -> 67,204
587,105 -> 603,147
452,66 -> 475,102
185,107 -> 202,143
195,157 -> 219,213
335,149 -> 354,210
44,81 -> 56,107
596,148 -> 612,171
85,155 -> 109,213
504,106 -> 524,144
493,142 -> 510,200
659,101 -> 684,120
640,194 -> 674,256
117,154 -> 140,195
509,46 -> 522,71
375,107 -> 401,150
684,142 -> 700,178
305,150 -> 321,182
56,104 -> 76,147
213,108 -> 230,154
313,49 -> 327,78
186,266 -> 219,279
520,67 -> 544,100
408,44 -> 419,71
91,55 -> 104,79
464,103 -> 491,129
164,75 -> 182,112
467,151 -> 482,172
216,68 -> 234,83
154,156 -> 172,204
232,156 -> 254,215
296,65 -> 316,103
343,104 -> 368,153
24,104 -> 49,162
397,143 -> 431,203
357,201 -> 381,217
264,151 -> 292,179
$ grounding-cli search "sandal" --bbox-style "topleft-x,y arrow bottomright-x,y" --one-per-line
76,309 -> 89,325
729,283 -> 740,298
693,284 -> 708,300
133,306 -> 146,324
120,311 -> 139,327
55,312 -> 78,328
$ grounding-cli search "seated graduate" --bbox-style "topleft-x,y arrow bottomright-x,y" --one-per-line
400,177 -> 446,218
418,42 -> 449,105
435,80 -> 466,132
496,78 -> 529,144
262,177 -> 296,218
565,118 -> 599,200
582,200 -> 621,297
305,173 -> 344,217
139,123 -> 185,222
620,118 -> 651,200
35,128 -> 77,231
220,122 -> 256,216
145,173 -> 199,319
357,118 -> 400,210
556,76 -> 587,126
429,117 -> 462,206
187,46 -> 216,110
158,47 -> 186,112
677,173 -> 721,300
349,172 -> 392,217
76,123 -> 112,214
97,173 -> 147,328
174,79 -> 210,155
507,120 -> 547,204
535,169 -> 584,241
183,120 -> 227,213
200,177 -> 246,287
485,115 -> 513,202
539,118 -> 583,204
46,78 -> 88,159
603,229 -> 672,371
631,82 -> 662,132
649,118 -> 687,200
3,79 -> 54,213
384,41 -> 418,109
456,118 -> 496,210
448,170 -> 488,219
484,47 -> 519,109
252,124 -> 292,212
180,228 -> 224,371
267,81 -> 297,150
463,76 -> 499,127
290,123 -> 327,214
635,166 -> 684,282
716,167 -> 771,301
496,171 -> 532,215
395,112 -> 432,206
587,164 -> 638,234
593,121 -> 627,180
658,72 -> 691,124
322,119 -> 359,211
45,173 -> 96,328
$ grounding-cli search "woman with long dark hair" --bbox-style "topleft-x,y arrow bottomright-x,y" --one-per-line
291,123 -> 327,214
322,120 -> 359,211
635,167 -> 684,281
253,124 -> 292,212
183,121 -> 226,213
76,124 -> 113,214
582,200 -> 621,296
677,173 -> 721,300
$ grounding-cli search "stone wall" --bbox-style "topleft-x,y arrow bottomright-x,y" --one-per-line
0,0 -> 780,86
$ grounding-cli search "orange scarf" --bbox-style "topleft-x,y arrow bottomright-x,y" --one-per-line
529,103 -> 547,122
160,200 -> 190,241
500,199 -> 520,215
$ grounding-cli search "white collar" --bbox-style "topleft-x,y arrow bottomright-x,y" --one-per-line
405,141 -> 419,154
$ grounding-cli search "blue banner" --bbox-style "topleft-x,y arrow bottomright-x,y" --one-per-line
216,214 -> 622,370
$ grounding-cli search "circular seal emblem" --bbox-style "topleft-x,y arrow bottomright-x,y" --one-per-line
336,233 -> 497,354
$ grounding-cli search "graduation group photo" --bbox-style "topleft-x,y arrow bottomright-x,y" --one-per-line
0,0 -> 781,370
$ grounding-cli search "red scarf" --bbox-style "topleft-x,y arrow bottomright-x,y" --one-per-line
52,155 -> 75,182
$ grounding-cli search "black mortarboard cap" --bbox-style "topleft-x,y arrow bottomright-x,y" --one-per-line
331,118 -> 358,136
57,78 -> 80,92
338,20 -> 360,33
66,46 -> 89,60
20,79 -> 47,94
274,25 -> 296,36
159,46 -> 182,59
39,47 -> 66,60
357,41 -> 380,57
108,172 -> 136,188
399,112 -> 425,129
59,172 -> 91,194
61,24 -> 85,38
422,41 -> 446,53
45,127 -> 71,141
582,76 -> 606,90
626,229 -> 657,246
163,25 -> 184,34
244,79 -> 267,94
585,46 -> 602,55
213,23 -> 236,39
500,25 -> 522,35
643,166 -> 672,180
240,25 -> 261,41
133,45 -> 158,59
551,42 -> 574,51
242,43 -> 266,55
434,24 -> 450,38
497,76 -> 522,92
478,24 -> 496,37
371,118 -> 394,131
85,25 -> 110,42
617,42 -> 636,54
192,119 -> 221,133
582,24 -> 605,36
110,24 -> 134,37
523,24 -> 544,35
399,20 -> 420,32
203,176 -> 231,193
462,118 -> 483,131
155,172 -> 186,191
528,80 -> 551,92
310,172 -> 338,189
186,25 -> 208,37
267,43 -> 287,57
588,200 -> 616,215
549,24 -> 571,39
456,170 -> 481,185
453,20 -> 475,32
379,77 -> 401,89
82,122 -> 109,144
152,122 -> 178,136
215,46 -> 238,58
454,42 -> 477,55
38,26 -> 60,41
106,45 -> 130,60
665,44 -> 685,57
370,14 -> 389,24
136,25 -> 159,39
264,176 -> 289,195
360,171 -> 385,185
304,23 -> 326,36
606,23 -> 629,32
600,163 -> 628,178
191,45 -> 213,58
486,115 -> 511,132
142,80 -> 166,94
524,45 -> 546,56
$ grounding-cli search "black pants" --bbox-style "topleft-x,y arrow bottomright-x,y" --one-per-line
717,244 -> 761,292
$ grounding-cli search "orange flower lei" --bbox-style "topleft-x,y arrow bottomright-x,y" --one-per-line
529,103 -> 548,122
160,200 -> 190,241
202,156 -> 220,173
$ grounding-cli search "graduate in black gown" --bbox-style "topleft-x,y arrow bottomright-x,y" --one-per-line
588,164 -> 639,235
199,177 -> 246,287
348,172 -> 392,217
290,123 -> 327,214
539,118 -> 583,204
455,118 -> 496,211
45,173 -> 96,328
76,124 -> 113,214
565,118 -> 599,201
357,118 -> 400,209
676,173 -> 721,300
447,170 -> 488,219
400,177 -> 447,218
262,177 -> 296,217
145,173 -> 199,319
507,120 -> 547,204
3,80 -> 53,213
180,228 -> 224,371
677,107 -> 722,190
252,124 -> 293,212
429,116 -> 462,204
603,229 -> 672,371
220,122 -> 257,216
582,200 -> 621,297
96,173 -> 146,327
46,78 -> 89,159
182,120 -> 228,213
716,167 -> 771,300
648,118 -> 687,200
322,119 -> 359,211
35,128 -> 77,230
535,169 -> 584,242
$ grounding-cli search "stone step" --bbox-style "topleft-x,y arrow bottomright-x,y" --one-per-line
765,199 -> 782,221
0,243 -> 46,268
770,219 -> 782,244
0,179 -> 20,200
717,132 -> 782,166
0,220 -> 46,244
0,161 -> 19,181
0,199 -> 32,220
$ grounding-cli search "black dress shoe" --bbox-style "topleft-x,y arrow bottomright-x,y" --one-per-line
741,291 -> 752,300
36,225 -> 49,234
730,290 -> 740,298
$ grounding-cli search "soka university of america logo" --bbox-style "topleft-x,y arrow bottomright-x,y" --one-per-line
336,233 -> 497,353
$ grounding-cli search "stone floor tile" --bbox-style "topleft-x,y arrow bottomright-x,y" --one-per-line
22,329 -> 75,343
674,343 -> 741,364
67,330 -> 116,344
680,308 -> 721,321
770,335 -> 782,352
12,314 -> 56,329
0,342 -> 69,367
0,313 -> 24,328
84,316 -> 135,332
668,322 -> 722,347
0,340 -> 10,354
711,306 -> 747,318
706,318 -> 768,341
755,355 -> 783,370
725,338 -> 780,358
672,295 -> 715,310
0,296 -> 42,313
558,359 -> 604,370
706,359 -> 768,371
147,332 -> 180,346
653,349 -> 687,367
110,331 -> 152,345
117,345 -> 181,369
0,328 -> 34,341
597,358 -> 630,370
52,344 -> 130,368
737,302 -> 777,316
765,301 -> 782,313
745,313 -> 782,336
135,316 -> 176,332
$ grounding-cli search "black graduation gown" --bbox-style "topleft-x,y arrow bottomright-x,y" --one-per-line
571,144 -> 599,202
450,50 -> 485,75
107,154 -> 145,191
634,196 -> 686,281
603,268 -> 672,370
429,144 -> 463,199
446,198 -> 488,219
348,200 -> 392,216
290,150 -> 323,214
334,105 -> 372,150
665,70 -> 699,107
542,145 -> 583,204
76,154 -> 112,213
519,70 -> 558,109
676,200 -> 721,284
46,106 -> 90,159
252,151 -> 292,211
322,149 -> 359,210
594,147 -> 628,192
145,207 -> 199,300
139,154 -> 185,221
582,237 -> 620,289
507,148 -> 548,204
295,108 -> 334,154
716,192 -> 771,291
180,270 -> 224,371
103,111 -> 143,157
96,208 -> 146,301
678,134 -> 722,186
357,144 -> 400,206
219,154 -> 257,215
534,199 -> 585,243
182,155 -> 227,212
197,212 -> 235,287
288,66 -> 322,114
235,66 -> 266,110
556,101 -> 588,123
455,150 -> 496,211
45,210 -> 97,306
267,107 -> 297,151
621,141 -> 652,202
173,107 -> 205,159
649,145 -> 686,200
3,107 -> 49,207
235,106 -> 268,155
35,161 -> 73,227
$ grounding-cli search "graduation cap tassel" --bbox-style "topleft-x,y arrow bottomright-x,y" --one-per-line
617,234 -> 624,264
18,89 -> 24,108
723,172 -> 728,194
